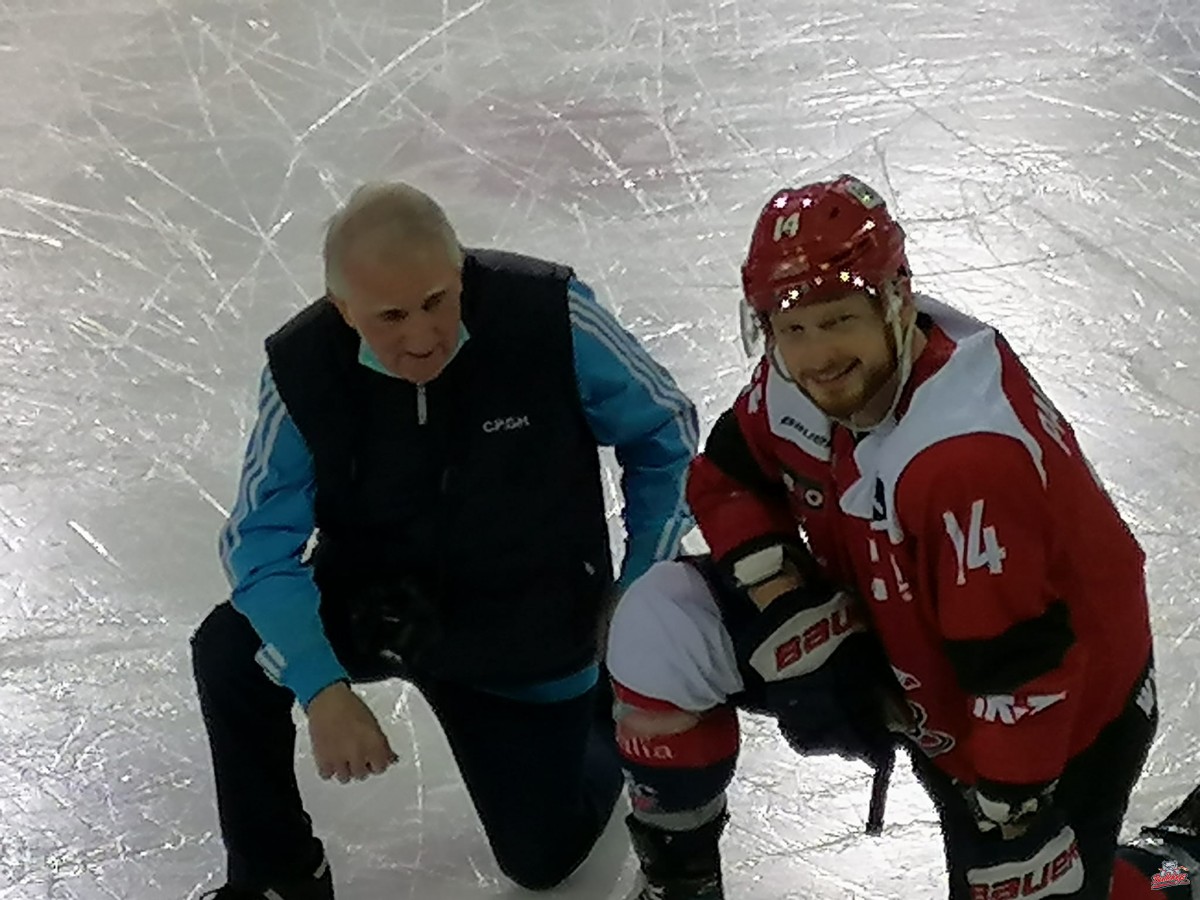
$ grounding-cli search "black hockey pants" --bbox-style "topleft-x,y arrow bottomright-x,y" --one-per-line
913,659 -> 1157,900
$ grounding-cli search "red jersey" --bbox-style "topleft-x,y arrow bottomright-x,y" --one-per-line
688,296 -> 1152,786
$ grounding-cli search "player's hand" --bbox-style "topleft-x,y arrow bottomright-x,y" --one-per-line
966,778 -> 1059,840
958,778 -> 1087,895
737,585 -> 899,767
306,682 -> 399,783
963,809 -> 1084,897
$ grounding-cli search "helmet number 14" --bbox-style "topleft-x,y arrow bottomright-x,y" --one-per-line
773,213 -> 800,242
943,499 -> 1007,585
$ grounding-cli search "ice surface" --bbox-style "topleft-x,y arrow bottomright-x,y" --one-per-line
1,0 -> 1198,897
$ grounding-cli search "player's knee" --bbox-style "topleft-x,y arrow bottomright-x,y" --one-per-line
613,681 -> 738,817
605,561 -> 739,718
617,703 -> 702,738
612,682 -> 737,760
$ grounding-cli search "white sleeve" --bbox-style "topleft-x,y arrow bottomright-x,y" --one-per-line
605,560 -> 745,711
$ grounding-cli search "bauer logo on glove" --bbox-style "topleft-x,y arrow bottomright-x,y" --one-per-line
966,821 -> 1083,899
744,587 -> 866,682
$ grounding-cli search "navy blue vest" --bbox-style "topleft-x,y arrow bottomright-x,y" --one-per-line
265,249 -> 613,685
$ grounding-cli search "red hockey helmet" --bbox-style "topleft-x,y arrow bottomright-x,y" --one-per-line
741,175 -> 909,317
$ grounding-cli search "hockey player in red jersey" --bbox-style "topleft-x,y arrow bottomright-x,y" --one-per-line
605,174 -> 1158,898
607,554 -> 1189,899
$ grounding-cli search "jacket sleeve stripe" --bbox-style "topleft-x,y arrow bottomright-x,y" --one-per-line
567,279 -> 699,581
219,366 -> 291,577
654,506 -> 692,561
567,281 -> 699,452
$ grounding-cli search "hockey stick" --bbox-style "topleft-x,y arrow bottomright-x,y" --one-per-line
865,746 -> 895,836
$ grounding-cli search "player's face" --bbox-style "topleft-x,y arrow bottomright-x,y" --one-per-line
333,240 -> 463,384
768,291 -> 897,420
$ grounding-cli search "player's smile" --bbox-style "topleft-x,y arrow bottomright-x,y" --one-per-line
805,360 -> 859,386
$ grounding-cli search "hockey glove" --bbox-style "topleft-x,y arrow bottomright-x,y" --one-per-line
961,784 -> 1083,899
965,778 -> 1059,840
735,584 -> 900,767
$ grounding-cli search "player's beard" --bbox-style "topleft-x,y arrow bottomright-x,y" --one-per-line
801,330 -> 901,424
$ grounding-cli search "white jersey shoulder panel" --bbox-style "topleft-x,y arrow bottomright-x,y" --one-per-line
839,295 -> 1046,543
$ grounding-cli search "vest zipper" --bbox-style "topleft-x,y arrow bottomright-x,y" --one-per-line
417,384 -> 428,425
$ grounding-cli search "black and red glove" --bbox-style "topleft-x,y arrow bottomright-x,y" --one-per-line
734,583 -> 901,768
961,779 -> 1085,899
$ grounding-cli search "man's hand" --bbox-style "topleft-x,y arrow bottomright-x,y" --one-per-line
306,682 -> 399,783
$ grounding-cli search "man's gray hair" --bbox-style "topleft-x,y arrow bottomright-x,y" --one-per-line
323,182 -> 464,299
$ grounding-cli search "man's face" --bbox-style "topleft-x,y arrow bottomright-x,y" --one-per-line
333,241 -> 463,384
768,290 -> 898,420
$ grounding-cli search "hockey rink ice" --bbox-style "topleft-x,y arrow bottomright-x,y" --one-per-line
2,0 -> 1199,897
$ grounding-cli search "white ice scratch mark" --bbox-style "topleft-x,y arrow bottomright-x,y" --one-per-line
392,683 -> 426,894
190,19 -> 295,136
7,203 -> 158,275
1153,69 -> 1200,108
48,716 -> 88,771
66,521 -> 120,568
1174,618 -> 1197,649
0,227 -> 63,248
184,375 -> 218,395
646,13 -> 710,207
159,464 -> 229,518
533,101 -> 663,219
392,92 -> 543,194
300,0 -> 492,141
123,196 -> 223,298
73,105 -> 259,237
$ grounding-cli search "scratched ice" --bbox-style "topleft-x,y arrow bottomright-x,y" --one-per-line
1,0 -> 1198,897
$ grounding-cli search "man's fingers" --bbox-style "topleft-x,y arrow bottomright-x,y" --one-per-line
366,744 -> 393,776
348,756 -> 371,781
382,736 -> 399,766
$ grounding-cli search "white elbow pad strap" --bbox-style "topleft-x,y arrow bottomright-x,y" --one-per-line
732,544 -> 786,589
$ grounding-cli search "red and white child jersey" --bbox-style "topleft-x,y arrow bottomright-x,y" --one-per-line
687,295 -> 1153,786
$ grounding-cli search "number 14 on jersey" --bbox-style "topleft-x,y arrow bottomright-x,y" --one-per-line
943,500 -> 1007,585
